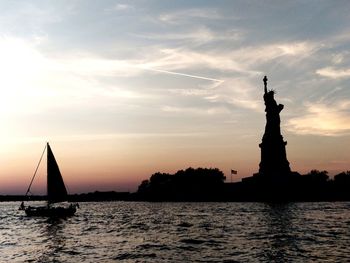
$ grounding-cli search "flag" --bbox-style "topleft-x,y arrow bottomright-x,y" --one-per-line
231,169 -> 237,175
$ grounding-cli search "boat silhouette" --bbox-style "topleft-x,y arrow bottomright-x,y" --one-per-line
20,143 -> 78,217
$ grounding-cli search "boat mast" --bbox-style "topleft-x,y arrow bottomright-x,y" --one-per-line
25,143 -> 47,197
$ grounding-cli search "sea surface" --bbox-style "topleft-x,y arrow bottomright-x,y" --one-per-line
0,202 -> 349,262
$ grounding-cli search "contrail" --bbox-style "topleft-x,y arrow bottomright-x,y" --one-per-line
140,67 -> 224,83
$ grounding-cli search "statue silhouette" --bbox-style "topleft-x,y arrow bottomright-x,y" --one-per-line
264,90 -> 283,137
259,76 -> 291,178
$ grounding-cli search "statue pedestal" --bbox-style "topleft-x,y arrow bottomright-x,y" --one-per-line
258,134 -> 291,178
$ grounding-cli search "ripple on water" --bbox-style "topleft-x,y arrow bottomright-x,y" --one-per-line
177,222 -> 193,228
113,252 -> 157,260
0,202 -> 349,262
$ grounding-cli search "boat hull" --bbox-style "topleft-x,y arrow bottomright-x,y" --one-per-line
25,205 -> 76,217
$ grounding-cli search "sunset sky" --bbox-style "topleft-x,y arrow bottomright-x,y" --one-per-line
0,1 -> 350,194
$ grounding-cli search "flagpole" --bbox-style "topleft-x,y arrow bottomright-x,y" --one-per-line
230,169 -> 237,183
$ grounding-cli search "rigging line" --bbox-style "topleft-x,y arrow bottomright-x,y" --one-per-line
25,143 -> 47,196
65,182 -> 71,195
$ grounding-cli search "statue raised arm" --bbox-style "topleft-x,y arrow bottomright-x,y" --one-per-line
263,76 -> 268,94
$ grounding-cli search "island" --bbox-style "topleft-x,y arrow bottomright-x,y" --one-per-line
133,76 -> 350,202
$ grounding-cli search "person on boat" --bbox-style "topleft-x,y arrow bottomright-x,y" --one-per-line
19,201 -> 25,210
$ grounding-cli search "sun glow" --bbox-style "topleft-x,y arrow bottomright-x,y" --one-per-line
0,37 -> 47,116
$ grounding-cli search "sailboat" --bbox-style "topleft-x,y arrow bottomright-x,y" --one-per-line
20,142 -> 78,217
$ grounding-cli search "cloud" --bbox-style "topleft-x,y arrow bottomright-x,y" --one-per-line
45,47 -> 240,80
103,3 -> 133,13
212,78 -> 262,110
113,4 -> 132,11
142,67 -> 223,82
139,48 -> 258,75
316,67 -> 350,79
168,88 -> 211,97
158,8 -> 224,24
234,42 -> 319,68
133,27 -> 242,44
161,105 -> 230,115
51,55 -> 143,77
134,41 -> 317,79
331,53 -> 345,64
286,101 -> 350,136
0,34 -> 319,125
165,77 -> 261,112
26,39 -> 317,94
0,21 -> 325,126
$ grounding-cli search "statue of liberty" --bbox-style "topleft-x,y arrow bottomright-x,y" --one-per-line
259,76 -> 291,177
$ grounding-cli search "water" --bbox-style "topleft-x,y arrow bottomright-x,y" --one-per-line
1,202 -> 349,262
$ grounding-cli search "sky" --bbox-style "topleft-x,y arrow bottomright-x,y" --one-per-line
0,0 -> 350,194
